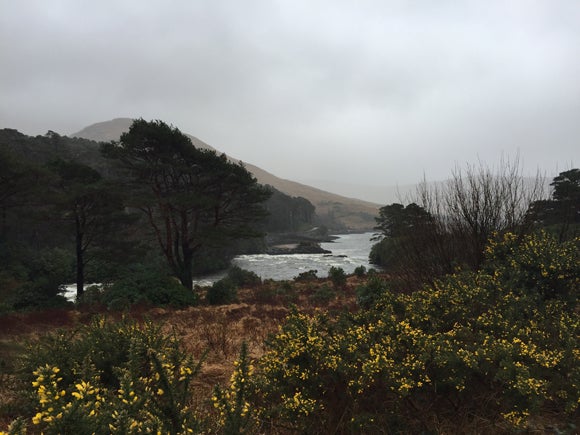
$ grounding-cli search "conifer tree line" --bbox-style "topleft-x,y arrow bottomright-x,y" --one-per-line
0,120 -> 315,309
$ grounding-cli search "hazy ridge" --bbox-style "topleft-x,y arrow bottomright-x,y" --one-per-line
72,118 -> 380,231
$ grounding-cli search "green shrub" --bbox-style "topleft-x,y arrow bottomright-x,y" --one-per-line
9,287 -> 71,311
483,231 -> 579,304
294,269 -> 318,281
207,278 -> 237,305
255,281 -> 298,304
101,265 -> 198,309
354,265 -> 366,277
7,247 -> 74,311
14,316 -> 204,434
328,266 -> 347,288
227,266 -> 261,287
355,275 -> 389,309
76,284 -> 104,306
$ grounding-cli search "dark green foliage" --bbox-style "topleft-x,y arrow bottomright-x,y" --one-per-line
0,129 -> 106,170
5,247 -> 74,310
354,265 -> 366,277
374,202 -> 432,239
356,275 -> 389,309
526,168 -> 580,241
0,124 -> 274,313
191,247 -> 235,275
328,266 -> 347,288
370,202 -> 451,290
102,119 -> 271,291
0,129 -> 145,311
294,269 -> 318,281
262,188 -> 316,232
227,265 -> 262,287
0,141 -> 47,240
207,278 -> 238,305
100,265 -> 199,309
47,159 -> 138,299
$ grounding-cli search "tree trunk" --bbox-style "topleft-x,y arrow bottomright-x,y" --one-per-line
180,248 -> 193,291
76,217 -> 85,299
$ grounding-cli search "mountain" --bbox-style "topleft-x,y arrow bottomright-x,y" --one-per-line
72,119 -> 380,231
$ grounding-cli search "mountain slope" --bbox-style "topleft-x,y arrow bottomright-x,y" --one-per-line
72,118 -> 379,231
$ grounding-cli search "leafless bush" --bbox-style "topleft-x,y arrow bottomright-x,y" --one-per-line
200,313 -> 234,358
378,157 -> 548,289
416,156 -> 546,269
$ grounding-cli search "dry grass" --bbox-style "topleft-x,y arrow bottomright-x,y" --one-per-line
0,275 -> 367,429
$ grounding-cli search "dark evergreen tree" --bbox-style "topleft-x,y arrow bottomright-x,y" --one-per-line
370,202 -> 450,288
374,203 -> 432,239
0,144 -> 46,240
48,159 -> 136,298
262,188 -> 315,232
526,168 -> 579,241
102,119 -> 271,290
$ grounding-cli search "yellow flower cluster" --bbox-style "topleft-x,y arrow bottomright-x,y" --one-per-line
254,232 -> 579,431
280,391 -> 319,416
11,317 -> 203,434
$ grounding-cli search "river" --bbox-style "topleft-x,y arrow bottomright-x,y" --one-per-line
193,232 -> 378,286
64,232 -> 378,299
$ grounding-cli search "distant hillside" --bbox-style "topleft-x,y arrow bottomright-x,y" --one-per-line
72,118 -> 379,231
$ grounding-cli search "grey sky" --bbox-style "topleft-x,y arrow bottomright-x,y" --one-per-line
1,0 -> 578,203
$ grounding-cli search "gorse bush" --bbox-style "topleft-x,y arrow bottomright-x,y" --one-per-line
14,316 -> 204,434
212,342 -> 256,434
483,231 -> 579,304
253,232 -> 580,433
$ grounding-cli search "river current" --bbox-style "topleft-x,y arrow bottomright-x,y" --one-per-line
193,232 -> 378,286
64,232 -> 378,299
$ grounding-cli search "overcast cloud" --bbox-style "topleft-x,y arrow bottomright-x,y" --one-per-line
1,0 -> 578,203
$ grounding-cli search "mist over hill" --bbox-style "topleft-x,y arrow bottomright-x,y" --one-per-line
72,118 -> 380,231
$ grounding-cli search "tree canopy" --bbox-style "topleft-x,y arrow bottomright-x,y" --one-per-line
47,159 -> 136,298
102,119 -> 271,290
526,168 -> 579,241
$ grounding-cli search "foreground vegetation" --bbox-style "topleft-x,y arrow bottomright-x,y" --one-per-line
1,230 -> 578,434
2,124 -> 578,433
